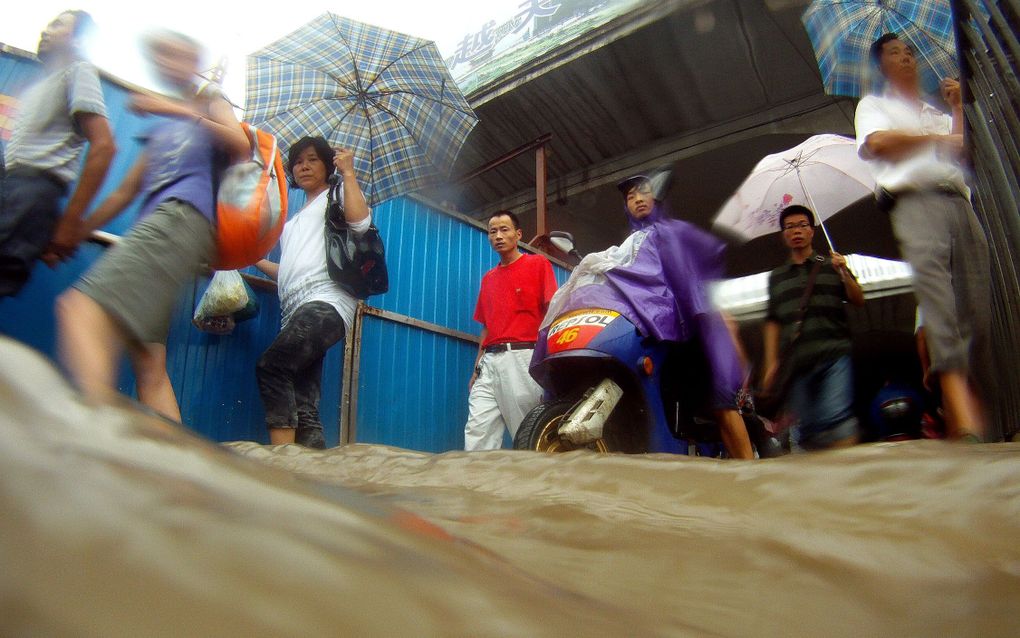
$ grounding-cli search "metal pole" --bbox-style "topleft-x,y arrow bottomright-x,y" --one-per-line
339,302 -> 365,446
536,143 -> 548,237
453,133 -> 553,185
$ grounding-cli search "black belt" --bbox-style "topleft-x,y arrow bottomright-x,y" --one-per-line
483,341 -> 535,354
6,166 -> 68,194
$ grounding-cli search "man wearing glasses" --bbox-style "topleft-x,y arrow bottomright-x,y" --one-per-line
762,205 -> 864,451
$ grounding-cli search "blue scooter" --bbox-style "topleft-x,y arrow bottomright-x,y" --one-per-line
514,234 -> 782,457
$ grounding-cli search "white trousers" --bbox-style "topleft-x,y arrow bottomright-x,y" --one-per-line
464,349 -> 543,451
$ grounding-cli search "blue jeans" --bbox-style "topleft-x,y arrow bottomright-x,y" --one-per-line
787,355 -> 858,450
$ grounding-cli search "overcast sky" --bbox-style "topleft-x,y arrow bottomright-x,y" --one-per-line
0,0 -> 523,105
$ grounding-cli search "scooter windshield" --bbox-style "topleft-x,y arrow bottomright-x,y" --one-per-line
540,230 -> 650,332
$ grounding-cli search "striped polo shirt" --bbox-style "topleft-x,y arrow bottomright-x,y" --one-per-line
766,252 -> 852,374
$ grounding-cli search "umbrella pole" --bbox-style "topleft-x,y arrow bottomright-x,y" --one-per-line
796,169 -> 836,253
910,39 -> 947,90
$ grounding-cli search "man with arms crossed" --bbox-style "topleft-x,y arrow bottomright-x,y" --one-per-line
465,211 -> 557,450
855,33 -> 990,441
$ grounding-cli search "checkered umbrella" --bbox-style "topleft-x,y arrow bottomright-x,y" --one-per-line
802,0 -> 963,98
245,13 -> 478,205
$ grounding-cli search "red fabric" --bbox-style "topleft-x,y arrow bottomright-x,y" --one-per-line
474,253 -> 557,346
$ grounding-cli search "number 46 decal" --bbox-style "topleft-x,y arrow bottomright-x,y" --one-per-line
547,309 -> 619,354
554,327 -> 580,345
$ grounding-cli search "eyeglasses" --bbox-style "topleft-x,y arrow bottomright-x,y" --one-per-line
782,222 -> 812,231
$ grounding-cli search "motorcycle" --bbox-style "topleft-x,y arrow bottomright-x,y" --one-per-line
515,233 -> 783,458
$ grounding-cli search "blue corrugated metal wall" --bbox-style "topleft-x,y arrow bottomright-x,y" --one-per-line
1,49 -> 569,452
353,317 -> 476,452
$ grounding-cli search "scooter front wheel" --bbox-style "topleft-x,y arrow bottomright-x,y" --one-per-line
514,400 -> 611,453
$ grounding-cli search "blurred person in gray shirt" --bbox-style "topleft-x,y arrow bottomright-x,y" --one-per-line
0,10 -> 115,297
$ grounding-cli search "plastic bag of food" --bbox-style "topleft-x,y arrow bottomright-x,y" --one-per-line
193,270 -> 249,333
193,314 -> 236,335
232,280 -> 260,324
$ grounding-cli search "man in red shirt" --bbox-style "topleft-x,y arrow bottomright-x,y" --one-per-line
465,210 -> 558,450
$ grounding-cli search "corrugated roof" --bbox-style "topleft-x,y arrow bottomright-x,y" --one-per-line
455,0 -> 673,104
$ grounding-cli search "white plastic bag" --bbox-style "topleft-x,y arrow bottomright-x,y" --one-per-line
193,270 -> 249,334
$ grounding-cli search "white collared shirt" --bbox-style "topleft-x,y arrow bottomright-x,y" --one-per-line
854,90 -> 970,199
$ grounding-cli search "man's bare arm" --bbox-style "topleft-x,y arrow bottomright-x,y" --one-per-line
80,155 -> 147,236
862,130 -> 962,162
469,327 -> 488,391
46,112 -> 116,261
762,320 -> 780,389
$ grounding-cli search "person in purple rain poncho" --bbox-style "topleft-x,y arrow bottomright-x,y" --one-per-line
537,175 -> 754,459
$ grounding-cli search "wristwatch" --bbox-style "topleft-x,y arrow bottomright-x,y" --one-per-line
474,363 -> 483,376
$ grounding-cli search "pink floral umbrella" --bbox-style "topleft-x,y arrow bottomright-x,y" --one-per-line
712,134 -> 876,252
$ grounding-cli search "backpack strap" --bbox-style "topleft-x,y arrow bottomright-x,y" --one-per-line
786,256 -> 824,350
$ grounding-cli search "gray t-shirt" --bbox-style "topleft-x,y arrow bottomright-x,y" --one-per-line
6,60 -> 107,185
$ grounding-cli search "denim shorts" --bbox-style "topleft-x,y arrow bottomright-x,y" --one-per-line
787,355 -> 859,450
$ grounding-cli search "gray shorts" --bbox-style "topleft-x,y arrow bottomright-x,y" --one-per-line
889,190 -> 991,374
75,200 -> 215,344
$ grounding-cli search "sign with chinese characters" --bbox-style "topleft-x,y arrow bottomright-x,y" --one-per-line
445,0 -> 632,93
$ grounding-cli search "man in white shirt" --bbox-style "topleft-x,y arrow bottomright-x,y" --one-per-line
855,33 -> 990,441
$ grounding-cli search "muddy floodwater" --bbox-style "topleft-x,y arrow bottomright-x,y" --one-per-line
2,339 -> 1018,636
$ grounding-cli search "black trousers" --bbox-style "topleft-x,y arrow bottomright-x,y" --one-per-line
0,173 -> 66,297
256,301 -> 345,448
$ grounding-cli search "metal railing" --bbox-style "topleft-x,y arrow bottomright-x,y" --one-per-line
953,0 -> 1020,440
339,302 -> 481,445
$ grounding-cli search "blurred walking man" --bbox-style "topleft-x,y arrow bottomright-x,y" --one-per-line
855,33 -> 989,441
465,211 -> 557,450
0,10 -> 115,296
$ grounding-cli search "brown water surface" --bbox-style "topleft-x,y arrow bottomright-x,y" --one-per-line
2,339 -> 1017,636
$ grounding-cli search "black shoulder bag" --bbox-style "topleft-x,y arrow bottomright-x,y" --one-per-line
755,257 -> 823,418
324,180 -> 389,299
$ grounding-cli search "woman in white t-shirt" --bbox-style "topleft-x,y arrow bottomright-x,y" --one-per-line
254,136 -> 372,448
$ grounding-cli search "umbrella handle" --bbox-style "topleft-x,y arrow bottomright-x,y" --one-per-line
912,43 -> 950,92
